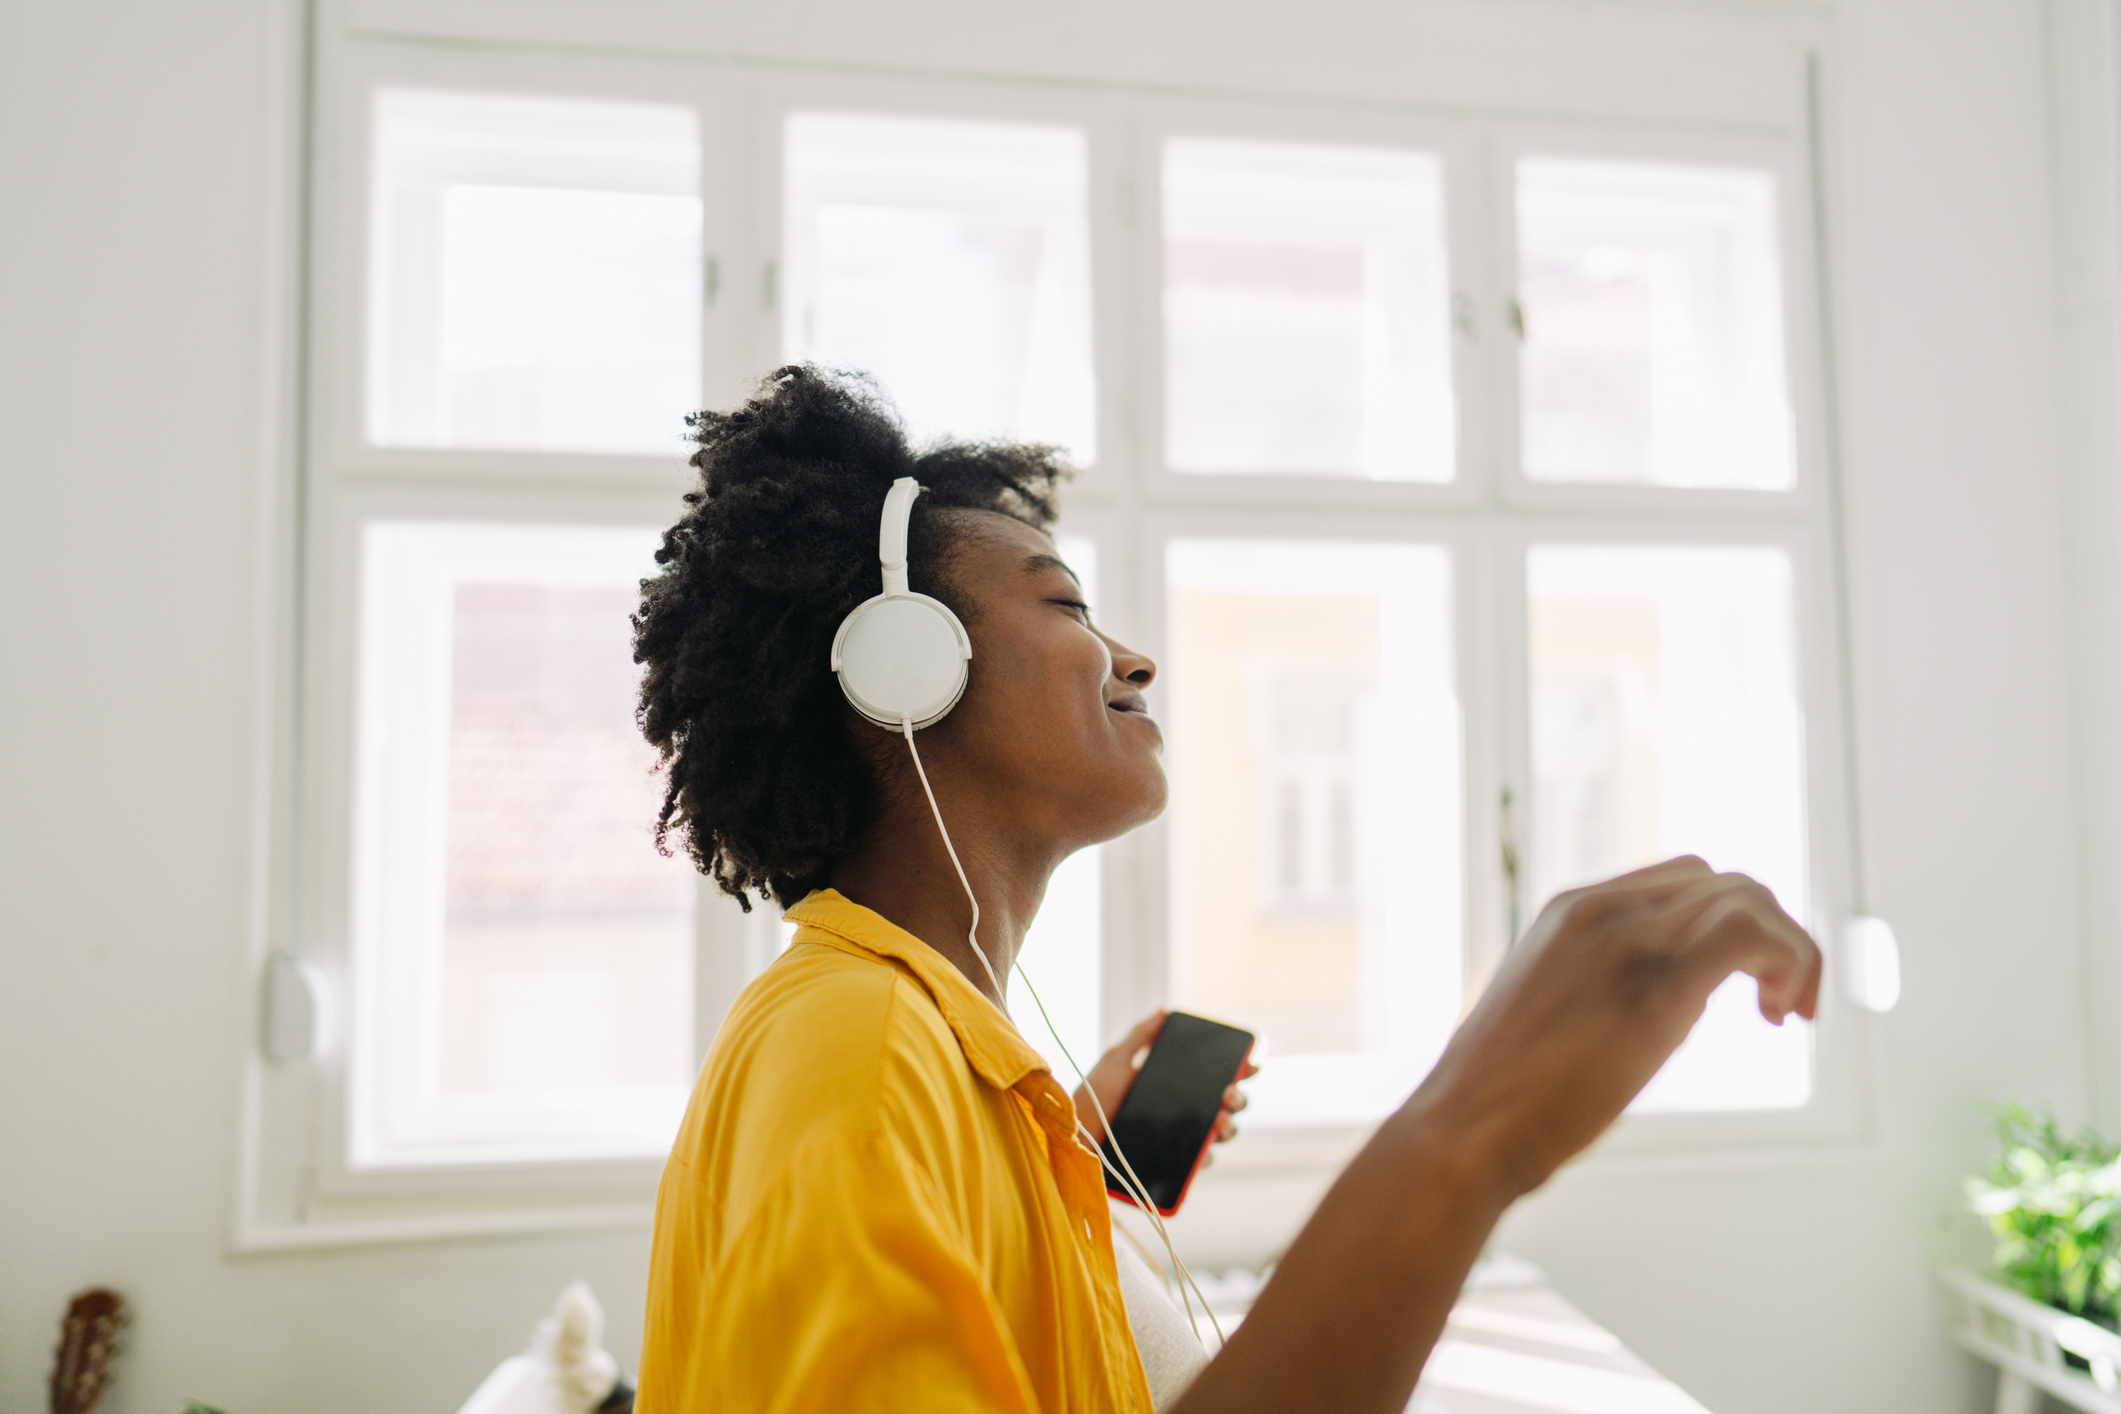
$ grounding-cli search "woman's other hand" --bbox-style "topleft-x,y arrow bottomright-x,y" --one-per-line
1072,1009 -> 1259,1155
1412,855 -> 1822,1198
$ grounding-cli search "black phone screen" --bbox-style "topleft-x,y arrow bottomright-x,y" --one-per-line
1098,1011 -> 1256,1214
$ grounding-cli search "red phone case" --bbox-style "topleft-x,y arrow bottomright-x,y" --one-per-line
1103,1034 -> 1255,1218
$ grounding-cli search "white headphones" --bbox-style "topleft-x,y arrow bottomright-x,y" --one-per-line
830,477 -> 973,729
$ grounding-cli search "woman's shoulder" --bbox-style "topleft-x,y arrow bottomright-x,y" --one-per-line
656,944 -> 979,1275
729,938 -> 902,1031
658,938 -> 1024,1270
699,941 -> 973,1134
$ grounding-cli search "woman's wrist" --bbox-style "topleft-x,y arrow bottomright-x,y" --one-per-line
1372,1085 -> 1525,1227
1172,1080 -> 1518,1412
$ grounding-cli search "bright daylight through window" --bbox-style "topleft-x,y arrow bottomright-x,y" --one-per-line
783,112 -> 1096,463
366,90 -> 703,456
352,523 -> 696,1165
335,78 -> 1828,1183
1516,157 -> 1794,488
1163,138 -> 1455,481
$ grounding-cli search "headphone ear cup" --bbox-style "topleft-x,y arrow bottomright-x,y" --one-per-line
831,593 -> 971,729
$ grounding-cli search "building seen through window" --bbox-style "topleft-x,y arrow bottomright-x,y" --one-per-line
352,523 -> 695,1164
1167,541 -> 1463,1125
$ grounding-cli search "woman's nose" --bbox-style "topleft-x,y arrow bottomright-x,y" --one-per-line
1107,635 -> 1155,688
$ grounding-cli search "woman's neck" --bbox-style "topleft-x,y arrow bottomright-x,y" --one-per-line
827,795 -> 1061,1009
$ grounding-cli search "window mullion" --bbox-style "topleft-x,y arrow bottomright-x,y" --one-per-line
1099,102 -> 1165,1043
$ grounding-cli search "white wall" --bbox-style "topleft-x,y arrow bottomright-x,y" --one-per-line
0,2 -> 2086,1412
0,4 -> 657,1410
1500,6 -> 2089,1414
2052,0 -> 2121,1148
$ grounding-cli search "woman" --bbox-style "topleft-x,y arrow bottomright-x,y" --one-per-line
631,367 -> 1820,1413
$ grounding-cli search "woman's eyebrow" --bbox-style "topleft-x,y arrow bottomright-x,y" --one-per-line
1021,552 -> 1081,588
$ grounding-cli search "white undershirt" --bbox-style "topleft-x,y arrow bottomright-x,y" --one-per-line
1110,1232 -> 1210,1410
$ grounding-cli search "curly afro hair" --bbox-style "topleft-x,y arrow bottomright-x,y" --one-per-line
633,365 -> 1070,910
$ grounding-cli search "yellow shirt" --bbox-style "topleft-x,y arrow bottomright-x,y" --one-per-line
638,889 -> 1154,1414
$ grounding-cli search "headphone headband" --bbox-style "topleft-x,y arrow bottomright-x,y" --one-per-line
878,477 -> 918,598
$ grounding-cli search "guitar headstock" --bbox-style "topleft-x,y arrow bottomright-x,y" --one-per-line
50,1288 -> 125,1414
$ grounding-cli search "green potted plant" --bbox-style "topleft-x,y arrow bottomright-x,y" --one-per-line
1967,1105 -> 2121,1337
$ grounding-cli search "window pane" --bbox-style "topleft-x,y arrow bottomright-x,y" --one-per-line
784,113 -> 1095,462
1163,139 -> 1454,482
1517,158 -> 1794,488
1526,545 -> 1809,1111
353,522 -> 694,1164
1015,538 -> 1102,1079
1167,542 -> 1462,1125
368,90 -> 702,456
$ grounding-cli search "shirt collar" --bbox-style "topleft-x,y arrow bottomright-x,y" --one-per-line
783,889 -> 1054,1094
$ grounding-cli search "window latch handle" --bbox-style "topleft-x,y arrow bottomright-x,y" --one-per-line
1500,786 -> 1522,949
263,951 -> 331,1065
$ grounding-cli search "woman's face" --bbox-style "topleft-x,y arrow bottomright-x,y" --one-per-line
922,510 -> 1166,853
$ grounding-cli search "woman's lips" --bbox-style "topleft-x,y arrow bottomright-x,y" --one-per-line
1107,695 -> 1162,738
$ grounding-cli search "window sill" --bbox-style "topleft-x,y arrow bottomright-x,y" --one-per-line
239,1055 -> 671,1254
233,1198 -> 655,1255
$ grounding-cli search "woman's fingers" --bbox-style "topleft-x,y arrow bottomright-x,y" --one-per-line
1117,1009 -> 1169,1060
1668,875 -> 1822,1023
1415,856 -> 1823,1202
1075,1009 -> 1175,1138
1200,1065 -> 1253,1149
1602,853 -> 1715,890
1096,1010 -> 1169,1089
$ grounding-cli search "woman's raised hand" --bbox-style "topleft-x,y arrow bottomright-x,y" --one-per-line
1410,855 -> 1822,1198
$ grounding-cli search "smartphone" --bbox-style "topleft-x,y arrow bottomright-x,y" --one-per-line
1099,1011 -> 1256,1217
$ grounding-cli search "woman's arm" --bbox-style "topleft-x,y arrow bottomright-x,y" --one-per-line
1171,856 -> 1821,1414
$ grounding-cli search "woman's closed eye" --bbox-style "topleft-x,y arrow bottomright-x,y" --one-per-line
1049,598 -> 1094,625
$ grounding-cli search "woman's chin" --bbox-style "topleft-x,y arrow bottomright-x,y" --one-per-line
1059,767 -> 1167,850
1112,761 -> 1169,836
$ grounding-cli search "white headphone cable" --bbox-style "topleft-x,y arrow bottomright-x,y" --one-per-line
899,721 -> 1224,1347
1015,969 -> 1226,1347
1011,970 -> 1202,1330
900,718 -> 990,1005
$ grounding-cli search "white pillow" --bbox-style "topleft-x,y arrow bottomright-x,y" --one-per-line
457,1281 -> 624,1414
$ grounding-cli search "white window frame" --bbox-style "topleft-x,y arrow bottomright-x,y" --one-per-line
240,20 -> 1874,1250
